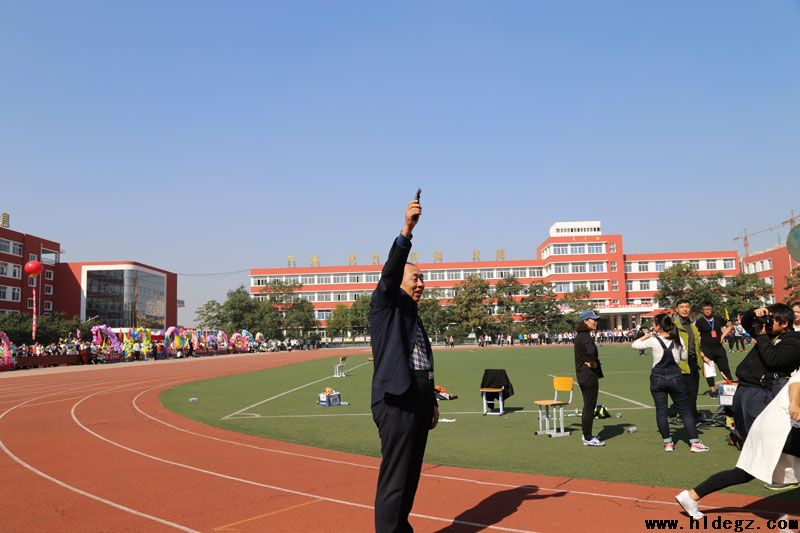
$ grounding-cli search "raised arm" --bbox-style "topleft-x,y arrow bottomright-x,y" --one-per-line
375,199 -> 422,297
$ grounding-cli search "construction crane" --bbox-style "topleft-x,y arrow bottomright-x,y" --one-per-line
734,209 -> 797,257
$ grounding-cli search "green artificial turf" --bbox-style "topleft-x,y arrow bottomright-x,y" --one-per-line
160,345 -> 798,499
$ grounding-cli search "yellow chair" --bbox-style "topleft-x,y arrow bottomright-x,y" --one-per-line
534,376 -> 573,437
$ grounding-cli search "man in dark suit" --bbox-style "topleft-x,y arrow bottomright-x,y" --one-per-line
370,196 -> 439,533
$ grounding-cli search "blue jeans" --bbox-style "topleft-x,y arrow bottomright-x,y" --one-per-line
650,371 -> 699,442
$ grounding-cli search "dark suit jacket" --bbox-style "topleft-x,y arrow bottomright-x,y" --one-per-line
369,234 -> 433,407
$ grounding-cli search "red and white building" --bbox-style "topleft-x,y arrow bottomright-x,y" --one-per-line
250,221 -> 741,331
741,246 -> 799,305
0,214 -> 178,328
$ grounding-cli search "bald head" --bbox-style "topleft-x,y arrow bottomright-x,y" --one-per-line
401,263 -> 425,302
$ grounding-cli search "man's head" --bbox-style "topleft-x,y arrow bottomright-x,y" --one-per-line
675,299 -> 692,319
401,263 -> 425,302
701,301 -> 714,318
791,302 -> 800,326
767,303 -> 792,335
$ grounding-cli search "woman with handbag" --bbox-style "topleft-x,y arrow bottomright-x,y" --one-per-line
574,310 -> 605,447
631,313 -> 709,452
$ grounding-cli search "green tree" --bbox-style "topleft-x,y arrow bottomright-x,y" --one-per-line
783,265 -> 800,305
418,297 -> 451,342
326,304 -> 351,337
518,282 -> 563,333
720,272 -> 772,314
655,264 -> 723,310
493,276 -> 523,337
282,298 -> 317,338
348,294 -> 372,336
195,300 -> 223,331
450,275 -> 491,336
220,286 -> 264,333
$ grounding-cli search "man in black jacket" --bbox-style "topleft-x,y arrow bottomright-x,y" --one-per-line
695,301 -> 733,398
370,197 -> 439,532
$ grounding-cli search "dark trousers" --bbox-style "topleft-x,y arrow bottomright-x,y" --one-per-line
732,385 -> 773,439
703,350 -> 733,387
372,375 -> 435,533
579,377 -> 599,440
694,467 -> 754,498
650,371 -> 699,441
668,370 -> 699,419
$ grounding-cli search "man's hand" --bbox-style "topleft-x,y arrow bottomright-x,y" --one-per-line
431,405 -> 440,429
754,307 -> 769,318
401,199 -> 421,238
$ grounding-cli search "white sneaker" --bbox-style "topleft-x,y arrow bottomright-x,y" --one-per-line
663,442 -> 674,452
675,490 -> 703,519
582,436 -> 605,447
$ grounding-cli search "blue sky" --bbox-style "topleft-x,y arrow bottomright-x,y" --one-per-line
2,1 -> 799,325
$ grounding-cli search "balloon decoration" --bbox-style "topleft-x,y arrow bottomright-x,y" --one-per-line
24,260 -> 44,340
91,324 -> 121,352
0,331 -> 11,365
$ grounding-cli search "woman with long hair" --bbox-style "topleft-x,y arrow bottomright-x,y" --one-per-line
632,313 -> 709,452
574,310 -> 605,447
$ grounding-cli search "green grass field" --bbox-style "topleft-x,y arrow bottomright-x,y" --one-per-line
160,344 -> 796,498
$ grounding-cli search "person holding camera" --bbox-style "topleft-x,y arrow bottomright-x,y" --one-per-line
632,314 -> 709,452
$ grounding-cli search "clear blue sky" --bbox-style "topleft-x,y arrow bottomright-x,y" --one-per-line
2,1 -> 799,326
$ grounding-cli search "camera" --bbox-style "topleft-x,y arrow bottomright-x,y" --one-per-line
750,315 -> 772,334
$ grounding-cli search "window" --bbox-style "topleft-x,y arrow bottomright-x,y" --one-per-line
624,262 -> 632,273
587,243 -> 603,254
284,276 -> 299,284
44,301 -> 52,311
446,270 -> 462,280
705,260 -> 717,270
318,292 -> 331,302
29,253 -> 37,261
689,260 -> 700,270
554,282 -> 570,293
570,244 -> 586,254
530,267 -> 543,277
588,262 -> 604,273
552,244 -> 568,255
332,274 -> 347,284
612,280 -> 619,291
639,280 -> 651,290
365,273 -> 380,283
609,243 -> 616,253
303,293 -> 316,302
626,298 -> 635,305
301,275 -> 316,285
316,310 -> 331,320
497,270 -> 511,278
723,259 -> 735,270
479,269 -> 495,279
626,281 -> 633,291
1,239 -> 23,256
317,275 -> 331,284
640,298 -> 652,305
572,281 -> 588,291
28,277 -> 36,287
655,261 -> 666,272
334,292 -> 348,301
767,259 -> 773,270
572,263 -> 587,273
638,262 -> 649,272
610,262 -> 617,272
44,284 -> 53,295
553,264 -> 569,274
766,277 -> 774,286
27,297 -> 34,308
589,281 -> 606,291
348,274 -> 362,283
44,269 -> 53,280
427,271 -> 445,281
512,268 -> 527,278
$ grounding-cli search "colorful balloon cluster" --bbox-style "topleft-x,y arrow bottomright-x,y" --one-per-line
0,331 -> 11,365
91,324 -> 121,352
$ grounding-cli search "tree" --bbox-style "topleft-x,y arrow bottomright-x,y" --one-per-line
326,304 -> 350,337
282,298 -> 317,338
195,300 -> 223,331
721,272 -> 772,314
450,275 -> 492,336
493,276 -> 523,337
517,282 -> 563,333
418,297 -> 451,342
348,294 -> 372,336
655,264 -> 723,310
784,265 -> 800,305
562,286 -> 594,313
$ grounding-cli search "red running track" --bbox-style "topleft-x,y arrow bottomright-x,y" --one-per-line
1,351 -> 796,532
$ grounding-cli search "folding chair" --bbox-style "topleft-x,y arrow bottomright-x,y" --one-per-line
534,376 -> 573,437
333,356 -> 347,377
479,369 -> 514,416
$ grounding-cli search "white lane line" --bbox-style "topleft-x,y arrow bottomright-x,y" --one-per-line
131,385 -> 774,516
220,361 -> 371,420
598,390 -> 651,408
75,386 -> 537,533
0,380 -> 200,532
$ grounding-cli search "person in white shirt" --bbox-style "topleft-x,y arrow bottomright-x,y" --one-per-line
631,313 -> 709,452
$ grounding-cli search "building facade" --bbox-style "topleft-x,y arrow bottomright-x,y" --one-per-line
0,225 -> 61,317
250,221 -> 740,331
741,246 -> 799,304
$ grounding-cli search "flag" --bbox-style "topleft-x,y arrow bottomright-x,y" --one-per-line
724,308 -> 730,321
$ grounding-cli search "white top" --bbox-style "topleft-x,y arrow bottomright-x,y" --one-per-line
631,335 -> 687,368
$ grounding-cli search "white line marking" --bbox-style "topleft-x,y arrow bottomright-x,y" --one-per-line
130,384 -> 797,517
597,390 -> 651,408
74,387 -> 537,533
0,381 -> 200,532
220,361 -> 371,420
